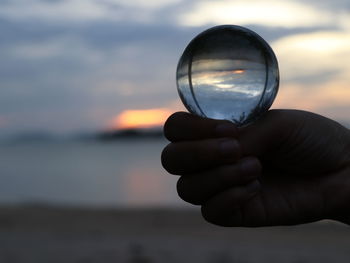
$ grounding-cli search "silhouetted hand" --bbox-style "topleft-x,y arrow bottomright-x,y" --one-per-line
161,110 -> 350,227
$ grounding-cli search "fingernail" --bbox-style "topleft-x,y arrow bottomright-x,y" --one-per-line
245,180 -> 261,194
219,139 -> 240,158
240,158 -> 261,175
215,123 -> 237,137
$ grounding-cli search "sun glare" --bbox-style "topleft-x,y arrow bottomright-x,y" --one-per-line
109,108 -> 172,130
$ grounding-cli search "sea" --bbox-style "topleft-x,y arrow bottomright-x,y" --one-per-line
0,138 -> 190,208
1,118 -> 349,209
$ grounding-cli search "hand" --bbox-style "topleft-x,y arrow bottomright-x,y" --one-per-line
161,110 -> 350,227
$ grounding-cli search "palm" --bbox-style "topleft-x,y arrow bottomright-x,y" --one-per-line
236,110 -> 350,226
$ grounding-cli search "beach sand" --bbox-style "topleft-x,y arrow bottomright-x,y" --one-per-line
0,205 -> 349,263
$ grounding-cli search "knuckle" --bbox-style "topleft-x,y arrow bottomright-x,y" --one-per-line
200,204 -> 219,225
163,112 -> 189,141
162,139 -> 220,175
217,165 -> 235,185
176,177 -> 202,205
161,143 -> 171,164
201,204 -> 233,227
161,141 -> 204,175
161,143 -> 178,174
190,143 -> 202,160
191,139 -> 216,163
176,177 -> 189,201
176,176 -> 186,195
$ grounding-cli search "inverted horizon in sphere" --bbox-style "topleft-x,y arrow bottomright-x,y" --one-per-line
177,25 -> 279,126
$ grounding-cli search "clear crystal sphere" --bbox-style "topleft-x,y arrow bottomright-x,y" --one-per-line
176,25 -> 279,126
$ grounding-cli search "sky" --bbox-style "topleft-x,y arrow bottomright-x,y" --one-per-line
0,0 -> 349,136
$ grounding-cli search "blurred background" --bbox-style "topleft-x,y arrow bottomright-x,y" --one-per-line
0,0 -> 350,262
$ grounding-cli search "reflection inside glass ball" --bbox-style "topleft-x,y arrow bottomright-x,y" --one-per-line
176,25 -> 279,126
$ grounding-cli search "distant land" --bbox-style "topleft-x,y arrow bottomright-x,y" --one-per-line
96,127 -> 164,141
0,127 -> 164,144
1,120 -> 349,144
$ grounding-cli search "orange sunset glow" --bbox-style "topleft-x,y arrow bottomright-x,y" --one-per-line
109,108 -> 172,130
196,69 -> 245,78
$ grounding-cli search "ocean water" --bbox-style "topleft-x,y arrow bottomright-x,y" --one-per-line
0,139 -> 188,208
1,119 -> 349,208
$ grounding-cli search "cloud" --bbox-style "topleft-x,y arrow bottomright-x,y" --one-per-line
270,29 -> 350,120
111,0 -> 183,9
0,0 -> 349,135
272,30 -> 350,83
0,16 -> 196,134
273,81 -> 350,121
0,0 -> 108,21
178,0 -> 348,29
0,0 -> 183,24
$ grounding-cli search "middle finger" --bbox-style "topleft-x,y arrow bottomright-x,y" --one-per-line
161,138 -> 241,175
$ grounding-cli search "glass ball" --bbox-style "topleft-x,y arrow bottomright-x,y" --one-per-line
176,25 -> 279,126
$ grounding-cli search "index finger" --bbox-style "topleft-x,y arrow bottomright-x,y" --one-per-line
164,112 -> 238,142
